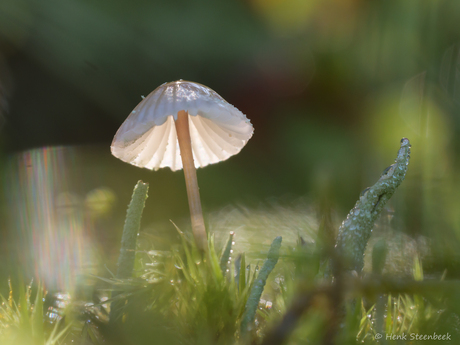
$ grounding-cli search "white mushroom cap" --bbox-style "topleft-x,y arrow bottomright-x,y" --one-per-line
111,80 -> 254,171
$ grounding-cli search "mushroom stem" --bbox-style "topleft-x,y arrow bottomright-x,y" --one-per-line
175,110 -> 207,252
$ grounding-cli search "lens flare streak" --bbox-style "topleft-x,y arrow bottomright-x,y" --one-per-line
4,146 -> 89,291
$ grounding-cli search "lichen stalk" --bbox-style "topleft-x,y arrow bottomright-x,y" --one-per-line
335,138 -> 411,272
116,180 -> 149,279
240,236 -> 282,337
110,180 -> 149,324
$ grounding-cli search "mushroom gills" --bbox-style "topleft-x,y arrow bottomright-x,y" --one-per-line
112,113 -> 252,171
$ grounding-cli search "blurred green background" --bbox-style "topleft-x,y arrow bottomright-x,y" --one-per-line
1,0 -> 460,292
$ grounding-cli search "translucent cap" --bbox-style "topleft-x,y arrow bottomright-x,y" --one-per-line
111,80 -> 254,171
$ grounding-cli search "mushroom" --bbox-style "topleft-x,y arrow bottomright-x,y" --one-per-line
111,80 -> 253,251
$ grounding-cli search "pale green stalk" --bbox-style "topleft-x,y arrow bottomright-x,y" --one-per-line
240,236 -> 282,336
335,138 -> 411,272
116,180 -> 149,279
110,180 -> 149,324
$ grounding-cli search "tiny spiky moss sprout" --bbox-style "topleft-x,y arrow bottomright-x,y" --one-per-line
111,80 -> 253,252
0,281 -> 71,345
